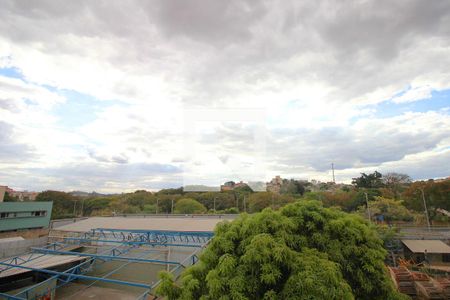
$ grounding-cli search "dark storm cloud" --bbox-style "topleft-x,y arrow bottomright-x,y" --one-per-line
191,114 -> 449,174
1,0 -> 449,105
25,162 -> 182,190
146,0 -> 266,46
270,126 -> 447,172
0,162 -> 183,191
381,151 -> 450,180
39,162 -> 181,177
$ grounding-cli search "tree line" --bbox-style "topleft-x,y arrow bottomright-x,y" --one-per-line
29,172 -> 449,222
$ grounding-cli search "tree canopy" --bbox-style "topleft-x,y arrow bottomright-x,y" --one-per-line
358,196 -> 415,222
36,190 -> 79,219
174,198 -> 207,214
352,171 -> 384,188
157,201 -> 406,300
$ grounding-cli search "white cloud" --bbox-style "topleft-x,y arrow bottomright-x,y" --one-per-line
392,86 -> 433,103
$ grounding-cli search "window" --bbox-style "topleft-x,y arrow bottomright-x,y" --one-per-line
443,254 -> 450,263
31,211 -> 47,217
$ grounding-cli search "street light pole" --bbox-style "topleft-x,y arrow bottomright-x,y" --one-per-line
420,188 -> 431,231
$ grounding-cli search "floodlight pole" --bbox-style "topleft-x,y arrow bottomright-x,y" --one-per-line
420,188 -> 431,231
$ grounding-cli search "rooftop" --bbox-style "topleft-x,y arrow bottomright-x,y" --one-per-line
402,239 -> 450,254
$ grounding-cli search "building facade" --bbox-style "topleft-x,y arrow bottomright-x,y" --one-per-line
266,175 -> 283,194
0,186 -> 39,202
0,186 -> 5,202
0,202 -> 53,232
220,181 -> 248,192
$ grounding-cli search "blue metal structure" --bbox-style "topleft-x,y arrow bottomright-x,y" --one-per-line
30,247 -> 182,265
88,228 -> 213,245
0,228 -> 213,300
62,237 -> 204,248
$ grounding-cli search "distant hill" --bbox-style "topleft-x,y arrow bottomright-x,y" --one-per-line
69,191 -> 116,198
183,185 -> 221,192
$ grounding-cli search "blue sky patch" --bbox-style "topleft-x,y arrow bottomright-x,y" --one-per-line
0,66 -> 23,79
371,89 -> 450,118
52,89 -> 125,128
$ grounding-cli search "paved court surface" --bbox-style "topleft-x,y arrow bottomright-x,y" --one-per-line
53,216 -> 233,233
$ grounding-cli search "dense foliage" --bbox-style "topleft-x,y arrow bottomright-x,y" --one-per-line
34,173 -> 449,226
3,191 -> 17,202
36,190 -> 79,219
357,196 -> 416,222
157,201 -> 406,300
175,198 -> 207,214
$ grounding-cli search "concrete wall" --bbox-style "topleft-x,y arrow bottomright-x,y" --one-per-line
0,201 -> 53,232
0,236 -> 48,258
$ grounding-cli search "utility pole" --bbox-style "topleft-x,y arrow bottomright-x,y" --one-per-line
365,192 -> 371,221
331,163 -> 336,184
213,197 -> 216,214
73,201 -> 77,217
271,194 -> 274,209
156,198 -> 159,214
80,199 -> 84,217
171,198 -> 174,214
421,188 -> 431,231
243,196 -> 246,213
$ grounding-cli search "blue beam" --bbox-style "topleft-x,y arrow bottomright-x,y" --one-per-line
0,253 -> 48,274
30,247 -> 181,265
0,261 -> 151,289
0,292 -> 25,300
91,228 -> 214,238
14,239 -> 142,298
62,237 -> 204,248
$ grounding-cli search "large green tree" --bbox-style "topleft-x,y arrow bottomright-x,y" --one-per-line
357,196 -> 415,222
157,201 -> 405,299
36,190 -> 79,219
247,192 -> 295,213
3,191 -> 17,202
174,198 -> 207,214
352,171 -> 384,188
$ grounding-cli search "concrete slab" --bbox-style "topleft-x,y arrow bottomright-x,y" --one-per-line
53,216 -> 229,233
0,254 -> 85,278
57,283 -> 150,300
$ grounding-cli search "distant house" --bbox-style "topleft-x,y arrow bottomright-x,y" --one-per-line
0,202 -> 53,232
402,239 -> 450,265
8,188 -> 39,201
220,181 -> 248,192
0,186 -> 39,202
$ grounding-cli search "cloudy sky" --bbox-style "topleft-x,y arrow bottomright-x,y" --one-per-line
0,0 -> 449,192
